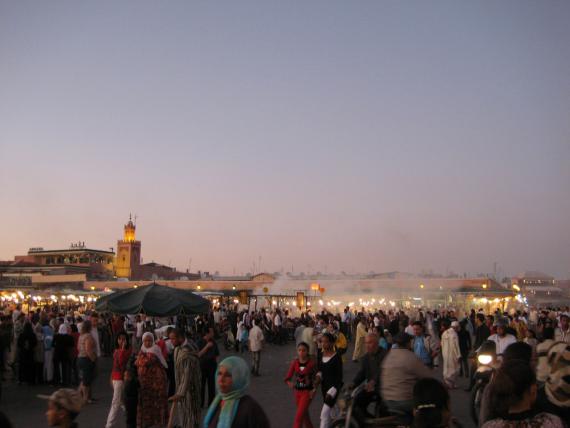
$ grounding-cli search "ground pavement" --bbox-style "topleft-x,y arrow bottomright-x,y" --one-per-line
0,339 -> 475,428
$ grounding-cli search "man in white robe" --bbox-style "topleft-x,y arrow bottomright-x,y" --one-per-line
441,320 -> 461,388
352,317 -> 368,362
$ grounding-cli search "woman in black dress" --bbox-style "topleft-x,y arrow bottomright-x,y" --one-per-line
17,322 -> 37,385
316,332 -> 343,428
53,324 -> 74,386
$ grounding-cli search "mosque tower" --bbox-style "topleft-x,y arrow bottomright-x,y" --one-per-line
115,214 -> 141,279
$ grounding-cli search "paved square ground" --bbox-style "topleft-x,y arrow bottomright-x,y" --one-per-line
1,340 -> 475,428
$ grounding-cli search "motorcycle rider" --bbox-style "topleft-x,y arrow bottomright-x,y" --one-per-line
474,313 -> 491,350
487,318 -> 516,359
478,341 -> 533,426
381,332 -> 434,421
466,314 -> 492,391
348,332 -> 387,420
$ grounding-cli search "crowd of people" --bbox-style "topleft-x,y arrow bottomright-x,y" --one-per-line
0,302 -> 568,428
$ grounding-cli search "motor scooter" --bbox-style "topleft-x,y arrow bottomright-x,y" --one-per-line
332,384 -> 406,428
470,340 -> 497,424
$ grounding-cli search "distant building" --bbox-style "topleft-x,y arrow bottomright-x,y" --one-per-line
557,279 -> 570,296
512,271 -> 556,287
115,216 -> 141,279
114,215 -> 199,281
512,271 -> 564,305
12,243 -> 114,280
131,262 -> 198,281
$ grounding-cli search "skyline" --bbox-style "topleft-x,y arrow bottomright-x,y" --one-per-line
1,1 -> 569,278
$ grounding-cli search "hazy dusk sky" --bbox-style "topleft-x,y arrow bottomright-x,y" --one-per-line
1,1 -> 569,278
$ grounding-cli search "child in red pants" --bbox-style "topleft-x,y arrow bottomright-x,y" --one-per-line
284,342 -> 318,428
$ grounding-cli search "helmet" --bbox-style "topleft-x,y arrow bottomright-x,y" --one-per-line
545,342 -> 570,407
494,318 -> 508,328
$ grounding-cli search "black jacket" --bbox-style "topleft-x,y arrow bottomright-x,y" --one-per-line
318,352 -> 343,405
352,348 -> 387,392
474,324 -> 490,350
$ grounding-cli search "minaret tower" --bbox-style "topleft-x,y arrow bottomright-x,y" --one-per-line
115,214 -> 141,279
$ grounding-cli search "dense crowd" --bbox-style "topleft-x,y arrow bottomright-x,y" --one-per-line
0,303 -> 568,428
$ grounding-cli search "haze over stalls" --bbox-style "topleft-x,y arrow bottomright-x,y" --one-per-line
1,1 -> 569,277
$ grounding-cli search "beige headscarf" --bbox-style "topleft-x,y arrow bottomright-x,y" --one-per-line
140,332 -> 168,368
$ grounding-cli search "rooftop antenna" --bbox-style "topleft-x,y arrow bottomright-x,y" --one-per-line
134,214 -> 138,226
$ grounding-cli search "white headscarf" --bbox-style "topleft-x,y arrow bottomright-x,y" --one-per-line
141,332 -> 168,368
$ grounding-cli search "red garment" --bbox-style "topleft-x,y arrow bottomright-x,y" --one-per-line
136,351 -> 168,427
285,359 -> 316,428
111,319 -> 124,335
156,339 -> 168,359
284,358 -> 316,390
293,389 -> 314,428
111,348 -> 132,380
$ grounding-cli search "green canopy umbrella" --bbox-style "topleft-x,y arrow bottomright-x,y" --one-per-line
95,282 -> 211,316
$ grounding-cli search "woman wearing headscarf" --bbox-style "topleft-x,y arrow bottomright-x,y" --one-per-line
17,322 -> 37,385
204,356 -> 270,428
53,323 -> 74,386
135,332 -> 168,428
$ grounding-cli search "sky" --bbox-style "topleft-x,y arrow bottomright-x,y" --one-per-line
1,1 -> 569,278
